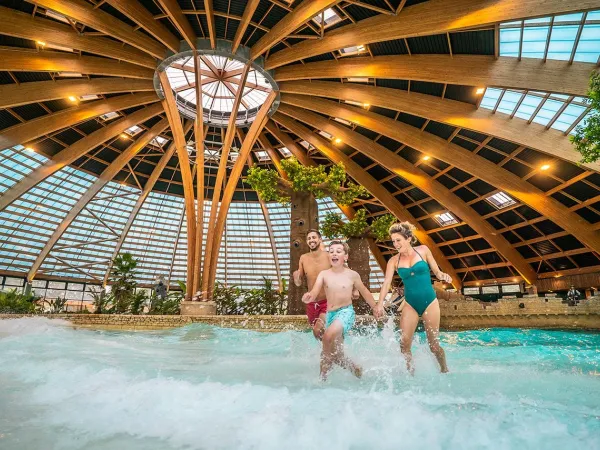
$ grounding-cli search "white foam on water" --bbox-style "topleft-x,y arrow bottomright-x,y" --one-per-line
0,318 -> 599,450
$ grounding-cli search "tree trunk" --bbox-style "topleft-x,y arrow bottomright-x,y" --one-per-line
288,191 -> 319,314
347,237 -> 371,314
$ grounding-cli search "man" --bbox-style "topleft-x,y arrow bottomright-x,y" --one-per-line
294,229 -> 331,340
302,240 -> 384,380
567,285 -> 581,305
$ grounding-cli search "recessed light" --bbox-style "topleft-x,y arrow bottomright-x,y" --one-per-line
423,155 -> 430,161
25,147 -> 35,152
68,96 -> 77,102
476,87 -> 485,94
120,133 -> 128,139
334,138 -> 342,144
363,103 -> 370,108
37,41 -> 46,47
540,164 -> 551,171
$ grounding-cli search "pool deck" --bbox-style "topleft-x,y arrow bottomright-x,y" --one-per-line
2,297 -> 600,331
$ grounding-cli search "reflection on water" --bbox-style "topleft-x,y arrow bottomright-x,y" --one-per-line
0,317 -> 599,450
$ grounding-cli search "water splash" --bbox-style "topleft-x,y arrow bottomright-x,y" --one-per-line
0,318 -> 599,449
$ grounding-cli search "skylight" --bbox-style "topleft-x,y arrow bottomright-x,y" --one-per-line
339,45 -> 367,56
255,150 -> 270,161
99,112 -> 119,121
44,9 -> 70,23
479,87 -> 591,134
279,147 -> 292,157
434,212 -> 459,227
319,130 -> 333,139
80,94 -> 100,101
345,100 -> 364,107
312,8 -> 342,27
334,117 -> 352,126
346,77 -> 370,83
57,72 -> 83,77
124,125 -> 143,136
150,136 -> 169,148
499,10 -> 600,63
486,192 -> 517,210
300,140 -> 311,149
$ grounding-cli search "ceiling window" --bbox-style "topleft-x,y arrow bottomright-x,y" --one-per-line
486,191 -> 517,210
279,147 -> 292,158
434,212 -> 459,227
124,125 -> 143,137
150,136 -> 169,148
499,10 -> 600,63
312,8 -> 342,27
255,150 -> 270,161
99,112 -> 119,121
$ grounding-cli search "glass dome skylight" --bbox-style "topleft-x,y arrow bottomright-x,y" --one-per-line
163,53 -> 275,127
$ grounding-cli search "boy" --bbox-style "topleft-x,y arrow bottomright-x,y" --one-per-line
302,240 -> 384,380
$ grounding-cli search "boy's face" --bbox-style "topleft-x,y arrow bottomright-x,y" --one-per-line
328,244 -> 348,267
306,232 -> 322,251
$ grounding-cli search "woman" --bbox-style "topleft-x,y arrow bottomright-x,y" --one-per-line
378,222 -> 451,374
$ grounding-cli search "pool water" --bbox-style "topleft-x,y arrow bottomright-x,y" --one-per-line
0,317 -> 599,450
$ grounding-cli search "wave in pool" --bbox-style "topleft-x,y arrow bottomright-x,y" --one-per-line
0,317 -> 599,450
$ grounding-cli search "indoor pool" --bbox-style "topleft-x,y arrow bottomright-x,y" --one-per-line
0,317 -> 599,450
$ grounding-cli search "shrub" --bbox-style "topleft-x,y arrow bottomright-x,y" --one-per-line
0,289 -> 38,314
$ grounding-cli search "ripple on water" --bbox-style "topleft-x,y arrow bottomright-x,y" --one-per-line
0,317 -> 599,450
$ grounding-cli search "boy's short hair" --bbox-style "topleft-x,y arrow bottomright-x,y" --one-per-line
307,229 -> 322,238
329,239 -> 349,255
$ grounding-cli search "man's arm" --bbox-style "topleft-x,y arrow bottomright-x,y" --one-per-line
293,255 -> 305,287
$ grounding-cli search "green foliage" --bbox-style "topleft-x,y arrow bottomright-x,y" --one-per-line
0,289 -> 38,314
110,253 -> 138,314
129,290 -> 148,315
42,296 -> 68,314
213,278 -> 287,315
245,157 -> 368,206
148,291 -> 181,315
320,209 -> 396,241
571,72 -> 600,163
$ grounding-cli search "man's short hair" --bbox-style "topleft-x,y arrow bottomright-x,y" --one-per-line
307,229 -> 322,238
329,239 -> 349,255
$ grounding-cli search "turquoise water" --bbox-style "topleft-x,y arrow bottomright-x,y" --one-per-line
0,317 -> 599,450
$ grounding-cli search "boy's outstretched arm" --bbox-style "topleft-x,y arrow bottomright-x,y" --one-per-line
302,271 -> 325,303
353,272 -> 384,319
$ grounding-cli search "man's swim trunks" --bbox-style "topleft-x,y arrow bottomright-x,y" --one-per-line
325,304 -> 355,336
306,299 -> 327,326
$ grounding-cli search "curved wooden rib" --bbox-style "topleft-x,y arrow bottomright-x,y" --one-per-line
0,78 -> 154,109
27,119 -> 169,281
232,0 -> 260,54
206,91 -> 278,295
274,55 -> 596,97
0,6 -> 156,68
29,0 -> 167,59
278,103 -> 537,284
279,82 -> 599,171
281,95 -> 600,256
201,64 -> 251,298
158,71 -> 196,299
0,104 -> 164,213
264,120 -> 386,273
272,112 -> 462,289
192,55 -> 205,295
155,0 -> 196,50
250,0 -> 342,60
203,0 -> 217,49
0,49 -> 155,79
105,0 -> 180,53
0,92 -> 158,152
102,121 -> 193,287
265,0 -> 600,69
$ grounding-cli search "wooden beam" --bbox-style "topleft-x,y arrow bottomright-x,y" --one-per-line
279,81 -> 600,171
102,122 -> 193,287
278,102 -> 537,284
0,78 -> 154,109
250,0 -> 342,60
201,64 -> 251,298
105,0 -> 180,53
192,55 -> 205,296
232,0 -> 260,54
155,0 -> 197,50
265,0 -> 600,69
203,0 -> 217,49
282,95 -> 600,256
28,0 -> 168,59
272,112 -> 462,290
0,6 -> 156,68
0,92 -> 158,152
206,91 -> 277,294
27,119 -> 169,281
158,71 -> 197,299
274,55 -> 596,96
0,49 -> 155,79
0,104 -> 163,213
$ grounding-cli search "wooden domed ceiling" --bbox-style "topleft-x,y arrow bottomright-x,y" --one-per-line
1,0 -> 600,287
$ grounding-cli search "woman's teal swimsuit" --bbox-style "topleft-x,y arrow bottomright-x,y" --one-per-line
396,250 -> 437,315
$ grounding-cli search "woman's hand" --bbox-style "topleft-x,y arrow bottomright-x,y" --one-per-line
437,272 -> 452,284
373,303 -> 385,320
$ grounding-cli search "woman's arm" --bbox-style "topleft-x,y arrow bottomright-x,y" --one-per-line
377,255 -> 397,305
302,271 -> 325,303
422,246 -> 452,283
353,271 -> 384,319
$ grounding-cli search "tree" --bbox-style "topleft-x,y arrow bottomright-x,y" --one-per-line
246,157 -> 368,313
571,71 -> 600,163
109,252 -> 138,314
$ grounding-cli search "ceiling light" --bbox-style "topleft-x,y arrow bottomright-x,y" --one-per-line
120,133 -> 128,139
37,41 -> 46,47
334,138 -> 342,144
363,103 -> 370,108
540,164 -> 551,171
476,87 -> 485,95
68,96 -> 77,102
357,45 -> 365,51
422,155 -> 430,161
24,147 -> 35,152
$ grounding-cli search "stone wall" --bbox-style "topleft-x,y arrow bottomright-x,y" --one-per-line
2,297 -> 599,331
